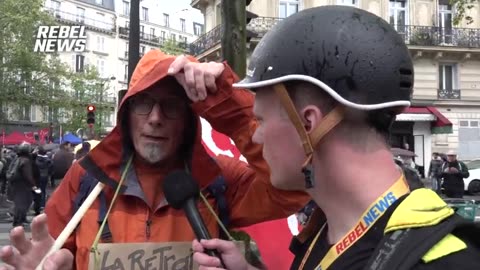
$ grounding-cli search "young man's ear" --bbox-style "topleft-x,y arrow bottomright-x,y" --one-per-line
301,105 -> 323,133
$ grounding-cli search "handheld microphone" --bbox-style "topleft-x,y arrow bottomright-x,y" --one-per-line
163,170 -> 225,266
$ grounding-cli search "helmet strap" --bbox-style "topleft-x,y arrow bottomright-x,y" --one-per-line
273,83 -> 345,189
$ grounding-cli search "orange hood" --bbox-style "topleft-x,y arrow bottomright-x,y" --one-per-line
81,50 -> 221,188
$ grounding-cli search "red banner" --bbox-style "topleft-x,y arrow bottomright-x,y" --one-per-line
200,118 -> 298,270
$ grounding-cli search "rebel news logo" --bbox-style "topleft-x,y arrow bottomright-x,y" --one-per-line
34,25 -> 87,52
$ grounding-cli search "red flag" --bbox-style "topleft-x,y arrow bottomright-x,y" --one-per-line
200,118 -> 296,270
39,128 -> 49,144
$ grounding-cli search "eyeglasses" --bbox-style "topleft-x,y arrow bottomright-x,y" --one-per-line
129,95 -> 187,119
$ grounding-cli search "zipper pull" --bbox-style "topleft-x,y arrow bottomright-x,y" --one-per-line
146,219 -> 152,239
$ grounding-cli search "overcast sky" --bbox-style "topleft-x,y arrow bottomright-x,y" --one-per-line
144,0 -> 204,22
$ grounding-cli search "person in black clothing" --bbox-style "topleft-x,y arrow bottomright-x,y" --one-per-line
0,148 -> 8,196
51,142 -> 73,187
441,150 -> 469,198
30,149 -> 42,216
429,152 -> 444,194
74,141 -> 91,162
191,6 -> 480,270
11,143 -> 38,227
35,146 -> 53,209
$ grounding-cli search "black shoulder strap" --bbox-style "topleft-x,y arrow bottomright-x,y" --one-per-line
363,214 -> 471,270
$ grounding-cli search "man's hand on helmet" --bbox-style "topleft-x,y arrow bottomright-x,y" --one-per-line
168,55 -> 225,102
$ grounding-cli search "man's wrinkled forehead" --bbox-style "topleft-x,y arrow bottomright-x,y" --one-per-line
142,77 -> 186,99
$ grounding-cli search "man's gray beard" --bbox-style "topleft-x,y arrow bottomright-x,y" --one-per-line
141,143 -> 166,164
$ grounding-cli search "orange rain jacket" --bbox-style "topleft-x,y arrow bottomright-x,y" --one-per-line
45,50 -> 309,269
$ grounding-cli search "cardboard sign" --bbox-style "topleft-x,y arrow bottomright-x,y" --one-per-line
88,242 -> 244,270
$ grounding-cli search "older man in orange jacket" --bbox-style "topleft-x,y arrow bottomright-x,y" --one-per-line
0,52 -> 309,270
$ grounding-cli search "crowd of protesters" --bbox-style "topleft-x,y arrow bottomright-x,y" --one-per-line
0,141 -> 78,227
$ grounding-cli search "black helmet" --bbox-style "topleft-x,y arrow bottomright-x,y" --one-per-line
233,6 -> 414,189
17,142 -> 32,155
233,6 -> 413,111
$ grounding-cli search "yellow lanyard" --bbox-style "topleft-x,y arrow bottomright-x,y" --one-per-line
298,176 -> 410,270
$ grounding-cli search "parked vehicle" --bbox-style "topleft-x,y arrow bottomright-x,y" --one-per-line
464,159 -> 480,194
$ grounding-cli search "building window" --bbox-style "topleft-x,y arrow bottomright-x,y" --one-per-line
96,12 -> 105,28
124,64 -> 128,81
140,25 -> 144,38
459,120 -> 480,128
22,105 -> 31,121
180,18 -> 186,32
140,46 -> 145,56
439,63 -> 457,91
150,28 -> 155,36
170,33 -> 176,41
389,0 -> 407,31
96,36 -> 105,52
142,7 -> 149,21
438,0 -> 453,44
76,7 -> 85,23
161,31 -> 166,41
123,1 -> 130,16
96,59 -> 105,77
31,105 -> 37,122
73,54 -> 85,72
193,23 -> 203,36
337,0 -> 358,6
50,0 -> 60,10
459,120 -> 469,127
125,20 -> 129,28
163,13 -> 170,27
279,0 -> 299,18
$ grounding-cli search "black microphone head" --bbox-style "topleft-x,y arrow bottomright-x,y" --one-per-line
163,170 -> 200,210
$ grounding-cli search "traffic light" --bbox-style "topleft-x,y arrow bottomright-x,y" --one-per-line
87,105 -> 96,125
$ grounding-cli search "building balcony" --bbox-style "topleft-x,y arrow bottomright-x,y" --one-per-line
190,0 -> 208,9
190,17 -> 480,57
188,24 -> 222,57
45,8 -> 116,34
396,25 -> 480,48
119,27 -> 165,46
438,88 -> 461,100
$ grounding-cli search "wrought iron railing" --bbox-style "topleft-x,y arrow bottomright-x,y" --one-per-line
189,24 -> 222,56
247,17 -> 282,38
438,88 -> 461,100
394,25 -> 480,48
189,18 -> 480,56
119,27 -> 164,44
45,8 -> 115,32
